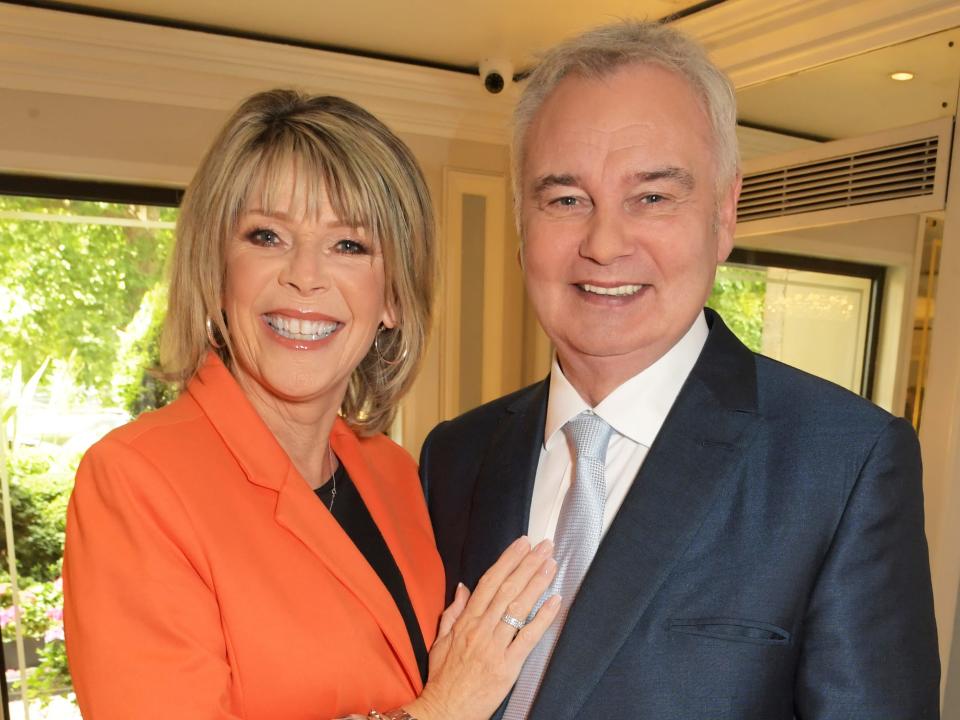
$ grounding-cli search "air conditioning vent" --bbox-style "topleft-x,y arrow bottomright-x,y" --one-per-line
739,137 -> 939,222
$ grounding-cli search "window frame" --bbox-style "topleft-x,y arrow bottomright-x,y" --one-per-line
725,247 -> 886,399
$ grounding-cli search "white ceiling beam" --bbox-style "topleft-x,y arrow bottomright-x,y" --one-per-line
679,0 -> 960,88
1,1 -> 958,147
0,4 -> 516,145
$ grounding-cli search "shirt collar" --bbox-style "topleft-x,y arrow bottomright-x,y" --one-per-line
544,311 -> 709,450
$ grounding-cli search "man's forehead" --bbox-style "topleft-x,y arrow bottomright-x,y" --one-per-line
522,77 -> 717,188
525,64 -> 711,147
525,121 -> 689,177
532,120 -> 664,151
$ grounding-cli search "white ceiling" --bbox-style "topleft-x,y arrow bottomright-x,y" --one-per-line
23,1 -> 960,143
738,27 -> 960,141
55,0 -> 703,70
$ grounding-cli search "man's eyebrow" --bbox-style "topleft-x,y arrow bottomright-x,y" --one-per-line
631,167 -> 696,190
532,174 -> 580,194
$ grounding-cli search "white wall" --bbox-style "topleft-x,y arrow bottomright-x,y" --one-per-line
920,117 -> 960,712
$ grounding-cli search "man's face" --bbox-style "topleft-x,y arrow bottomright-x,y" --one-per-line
520,63 -> 740,395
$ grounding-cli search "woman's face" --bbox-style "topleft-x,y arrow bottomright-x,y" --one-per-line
222,173 -> 394,415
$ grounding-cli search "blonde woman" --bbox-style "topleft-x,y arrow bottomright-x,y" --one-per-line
64,90 -> 558,720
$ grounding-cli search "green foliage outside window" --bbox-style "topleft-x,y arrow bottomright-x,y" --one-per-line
707,264 -> 768,353
0,196 -> 175,400
1,447 -> 73,582
1,359 -> 75,707
0,195 -> 178,712
112,283 -> 177,416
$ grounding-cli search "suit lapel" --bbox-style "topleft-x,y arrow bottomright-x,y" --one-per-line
530,313 -> 762,720
459,381 -> 549,591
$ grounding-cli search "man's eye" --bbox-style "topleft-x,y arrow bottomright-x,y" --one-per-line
540,193 -> 591,216
247,228 -> 280,246
626,193 -> 671,212
546,195 -> 591,212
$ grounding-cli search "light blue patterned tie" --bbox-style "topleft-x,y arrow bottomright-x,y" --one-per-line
503,410 -> 614,720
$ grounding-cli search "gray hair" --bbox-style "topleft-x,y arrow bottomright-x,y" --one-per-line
512,20 -> 739,225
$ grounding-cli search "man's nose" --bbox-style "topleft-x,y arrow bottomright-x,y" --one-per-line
279,244 -> 329,294
579,207 -> 634,265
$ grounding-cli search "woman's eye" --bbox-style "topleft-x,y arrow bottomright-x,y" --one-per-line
246,228 -> 280,246
336,238 -> 368,255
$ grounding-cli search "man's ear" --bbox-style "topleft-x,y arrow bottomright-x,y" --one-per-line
716,174 -> 742,263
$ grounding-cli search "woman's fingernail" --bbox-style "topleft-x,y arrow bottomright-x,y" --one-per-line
535,539 -> 553,555
547,594 -> 562,608
543,558 -> 557,574
513,535 -> 530,551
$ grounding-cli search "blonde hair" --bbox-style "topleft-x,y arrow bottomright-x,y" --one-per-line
161,89 -> 435,435
512,20 -> 739,225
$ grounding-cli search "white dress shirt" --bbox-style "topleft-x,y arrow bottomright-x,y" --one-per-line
527,312 -> 710,544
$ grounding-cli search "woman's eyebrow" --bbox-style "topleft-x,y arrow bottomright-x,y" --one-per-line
241,208 -> 361,231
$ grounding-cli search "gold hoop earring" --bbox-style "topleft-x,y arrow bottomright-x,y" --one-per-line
205,316 -> 224,349
374,326 -> 407,366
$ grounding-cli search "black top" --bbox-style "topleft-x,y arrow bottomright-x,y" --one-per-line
315,463 -> 429,683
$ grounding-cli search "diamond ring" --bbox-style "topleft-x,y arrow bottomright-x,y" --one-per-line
500,613 -> 526,631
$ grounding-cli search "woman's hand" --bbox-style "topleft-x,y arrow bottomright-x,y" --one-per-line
404,537 -> 560,720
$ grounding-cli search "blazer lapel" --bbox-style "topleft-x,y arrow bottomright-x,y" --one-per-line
189,354 -> 423,692
328,418 -> 440,690
272,446 -> 424,692
530,313 -> 763,720
459,381 -> 549,591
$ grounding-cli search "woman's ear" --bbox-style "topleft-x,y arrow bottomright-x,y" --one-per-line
381,297 -> 398,330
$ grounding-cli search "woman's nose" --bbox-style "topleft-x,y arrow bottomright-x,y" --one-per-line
279,244 -> 329,294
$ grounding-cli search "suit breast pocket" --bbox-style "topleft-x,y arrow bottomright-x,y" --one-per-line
668,617 -> 792,646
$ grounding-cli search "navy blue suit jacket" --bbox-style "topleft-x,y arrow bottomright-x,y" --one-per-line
420,310 -> 939,719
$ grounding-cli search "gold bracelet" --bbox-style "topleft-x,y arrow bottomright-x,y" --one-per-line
368,710 -> 417,720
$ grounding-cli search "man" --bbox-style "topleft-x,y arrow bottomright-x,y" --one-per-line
420,20 -> 940,720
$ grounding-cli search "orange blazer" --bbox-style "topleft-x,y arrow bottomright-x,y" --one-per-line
64,352 -> 444,719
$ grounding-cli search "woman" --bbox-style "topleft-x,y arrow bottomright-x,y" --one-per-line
63,90 -> 559,720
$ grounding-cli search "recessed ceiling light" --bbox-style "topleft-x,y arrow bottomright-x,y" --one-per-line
890,72 -> 915,81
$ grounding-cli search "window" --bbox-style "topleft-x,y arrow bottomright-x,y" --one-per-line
708,249 -> 884,397
0,179 -> 179,718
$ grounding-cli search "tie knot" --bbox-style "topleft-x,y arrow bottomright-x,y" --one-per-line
563,411 -> 614,463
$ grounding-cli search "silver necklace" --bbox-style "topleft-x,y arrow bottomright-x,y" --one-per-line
325,445 -> 338,512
